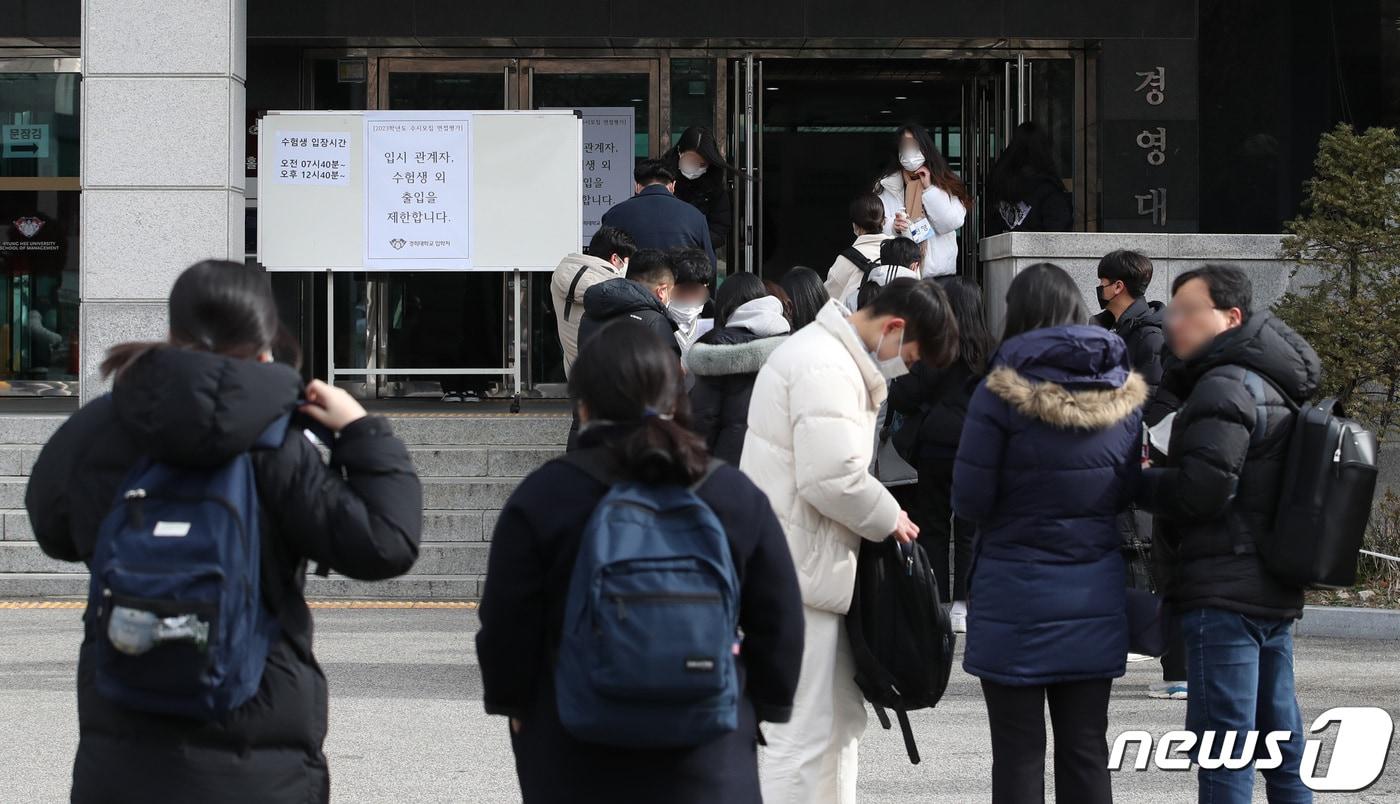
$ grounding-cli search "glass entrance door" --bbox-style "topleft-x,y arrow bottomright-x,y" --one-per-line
356,58 -> 657,398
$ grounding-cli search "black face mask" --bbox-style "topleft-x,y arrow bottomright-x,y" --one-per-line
1097,284 -> 1117,311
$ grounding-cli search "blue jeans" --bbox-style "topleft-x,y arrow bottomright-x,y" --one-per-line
1181,607 -> 1312,804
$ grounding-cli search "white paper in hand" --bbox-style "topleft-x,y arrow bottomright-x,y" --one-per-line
1148,411 -> 1177,456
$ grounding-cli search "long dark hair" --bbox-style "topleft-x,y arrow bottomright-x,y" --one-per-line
987,121 -> 1062,205
570,320 -> 709,484
101,260 -> 285,380
713,272 -> 767,328
935,276 -> 995,375
779,266 -> 829,331
882,124 -> 970,208
1001,262 -> 1088,341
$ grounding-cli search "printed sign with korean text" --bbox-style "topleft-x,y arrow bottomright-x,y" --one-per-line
365,116 -> 472,269
273,131 -> 351,185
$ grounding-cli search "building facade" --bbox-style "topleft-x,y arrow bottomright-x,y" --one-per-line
1,0 -> 1396,401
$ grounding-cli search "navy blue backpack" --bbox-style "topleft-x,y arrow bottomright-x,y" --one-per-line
554,450 -> 741,749
87,412 -> 288,720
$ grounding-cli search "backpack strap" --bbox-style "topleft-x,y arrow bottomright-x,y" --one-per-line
560,448 -> 723,492
894,707 -> 921,764
253,413 -> 293,450
563,265 -> 591,323
841,246 -> 878,280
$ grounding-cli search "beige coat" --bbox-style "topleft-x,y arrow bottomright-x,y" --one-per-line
740,299 -> 900,614
549,253 -> 624,377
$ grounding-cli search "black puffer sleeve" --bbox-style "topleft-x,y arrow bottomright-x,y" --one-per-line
257,415 -> 422,580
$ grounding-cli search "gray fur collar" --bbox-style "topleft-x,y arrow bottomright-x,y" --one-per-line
985,366 -> 1147,430
686,336 -> 787,377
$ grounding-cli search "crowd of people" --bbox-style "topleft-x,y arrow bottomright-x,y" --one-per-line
25,121 -> 1323,804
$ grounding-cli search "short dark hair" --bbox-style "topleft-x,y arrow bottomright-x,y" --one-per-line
1002,262 -> 1089,341
586,225 -> 636,262
849,192 -> 885,234
880,237 -> 921,270
1171,263 -> 1253,318
634,159 -> 676,186
668,247 -> 714,288
863,278 -> 959,368
625,248 -> 674,288
1097,250 -> 1154,298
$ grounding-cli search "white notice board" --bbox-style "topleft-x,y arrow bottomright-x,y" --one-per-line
546,106 -> 634,246
257,109 -> 582,272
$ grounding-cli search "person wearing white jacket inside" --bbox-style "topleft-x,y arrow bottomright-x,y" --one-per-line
742,279 -> 959,804
875,124 -> 969,278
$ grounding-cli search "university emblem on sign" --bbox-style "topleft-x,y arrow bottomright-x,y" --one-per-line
13,217 -> 44,238
389,238 -> 406,250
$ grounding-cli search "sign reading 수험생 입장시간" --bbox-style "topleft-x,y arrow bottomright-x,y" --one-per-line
273,132 -> 351,185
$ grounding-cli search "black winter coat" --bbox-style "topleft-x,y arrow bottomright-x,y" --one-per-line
600,185 -> 717,267
577,278 -> 681,359
686,327 -> 787,465
887,360 -> 980,468
476,431 -> 805,804
1095,297 -> 1167,394
1140,313 -> 1322,620
985,170 -> 1073,235
26,348 -> 422,804
673,172 -> 733,252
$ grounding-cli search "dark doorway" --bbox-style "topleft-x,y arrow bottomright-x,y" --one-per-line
759,61 -> 967,280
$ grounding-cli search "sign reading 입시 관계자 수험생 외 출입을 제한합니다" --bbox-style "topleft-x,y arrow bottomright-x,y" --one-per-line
365,114 -> 473,270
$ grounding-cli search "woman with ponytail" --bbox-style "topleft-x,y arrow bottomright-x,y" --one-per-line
476,320 -> 805,804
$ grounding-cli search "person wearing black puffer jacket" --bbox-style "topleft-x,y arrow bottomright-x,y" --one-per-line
887,276 -> 995,633
1140,264 -> 1321,804
686,273 -> 791,464
25,260 -> 422,804
1092,249 -> 1166,393
576,248 -> 679,359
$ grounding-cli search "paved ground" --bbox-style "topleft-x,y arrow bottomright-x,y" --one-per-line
2,606 -> 1397,803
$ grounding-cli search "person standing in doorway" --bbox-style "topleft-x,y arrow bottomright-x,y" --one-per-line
886,276 -> 995,634
985,121 -> 1073,235
953,263 -> 1145,804
875,124 -> 968,278
664,126 -> 738,272
1139,264 -> 1320,804
601,159 -> 716,268
743,279 -> 958,804
550,225 -> 636,378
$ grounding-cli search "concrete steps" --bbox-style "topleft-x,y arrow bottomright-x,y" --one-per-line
0,412 -> 567,600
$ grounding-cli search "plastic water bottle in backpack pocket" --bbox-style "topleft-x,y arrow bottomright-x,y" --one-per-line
89,416 -> 286,720
554,463 -> 740,750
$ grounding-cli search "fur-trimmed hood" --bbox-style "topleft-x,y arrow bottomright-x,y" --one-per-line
686,335 -> 787,377
985,366 -> 1147,430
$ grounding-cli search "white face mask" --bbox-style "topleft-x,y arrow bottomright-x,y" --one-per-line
680,162 -> 708,180
668,300 -> 705,329
898,150 -> 926,172
870,327 -> 909,380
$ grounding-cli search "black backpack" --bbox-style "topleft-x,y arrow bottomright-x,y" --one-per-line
846,538 -> 956,764
1251,375 -> 1380,589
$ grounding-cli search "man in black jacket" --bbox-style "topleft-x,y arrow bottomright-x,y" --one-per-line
1092,249 -> 1183,697
569,249 -> 679,451
1140,264 -> 1321,804
1093,249 -> 1166,392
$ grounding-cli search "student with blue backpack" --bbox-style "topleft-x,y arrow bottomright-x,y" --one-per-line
476,320 -> 805,804
26,260 -> 423,804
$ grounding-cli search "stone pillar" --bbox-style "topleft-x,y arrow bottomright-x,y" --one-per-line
79,0 -> 246,402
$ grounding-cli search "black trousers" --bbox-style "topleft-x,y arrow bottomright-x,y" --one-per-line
896,464 -> 973,601
980,678 -> 1114,804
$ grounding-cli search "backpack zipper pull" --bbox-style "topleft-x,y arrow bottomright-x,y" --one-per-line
125,488 -> 146,529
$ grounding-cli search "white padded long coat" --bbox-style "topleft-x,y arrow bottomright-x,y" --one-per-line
740,299 -> 900,614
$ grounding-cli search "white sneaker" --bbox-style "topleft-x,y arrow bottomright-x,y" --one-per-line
949,600 -> 967,634
1148,680 -> 1188,700
1127,652 -> 1155,663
